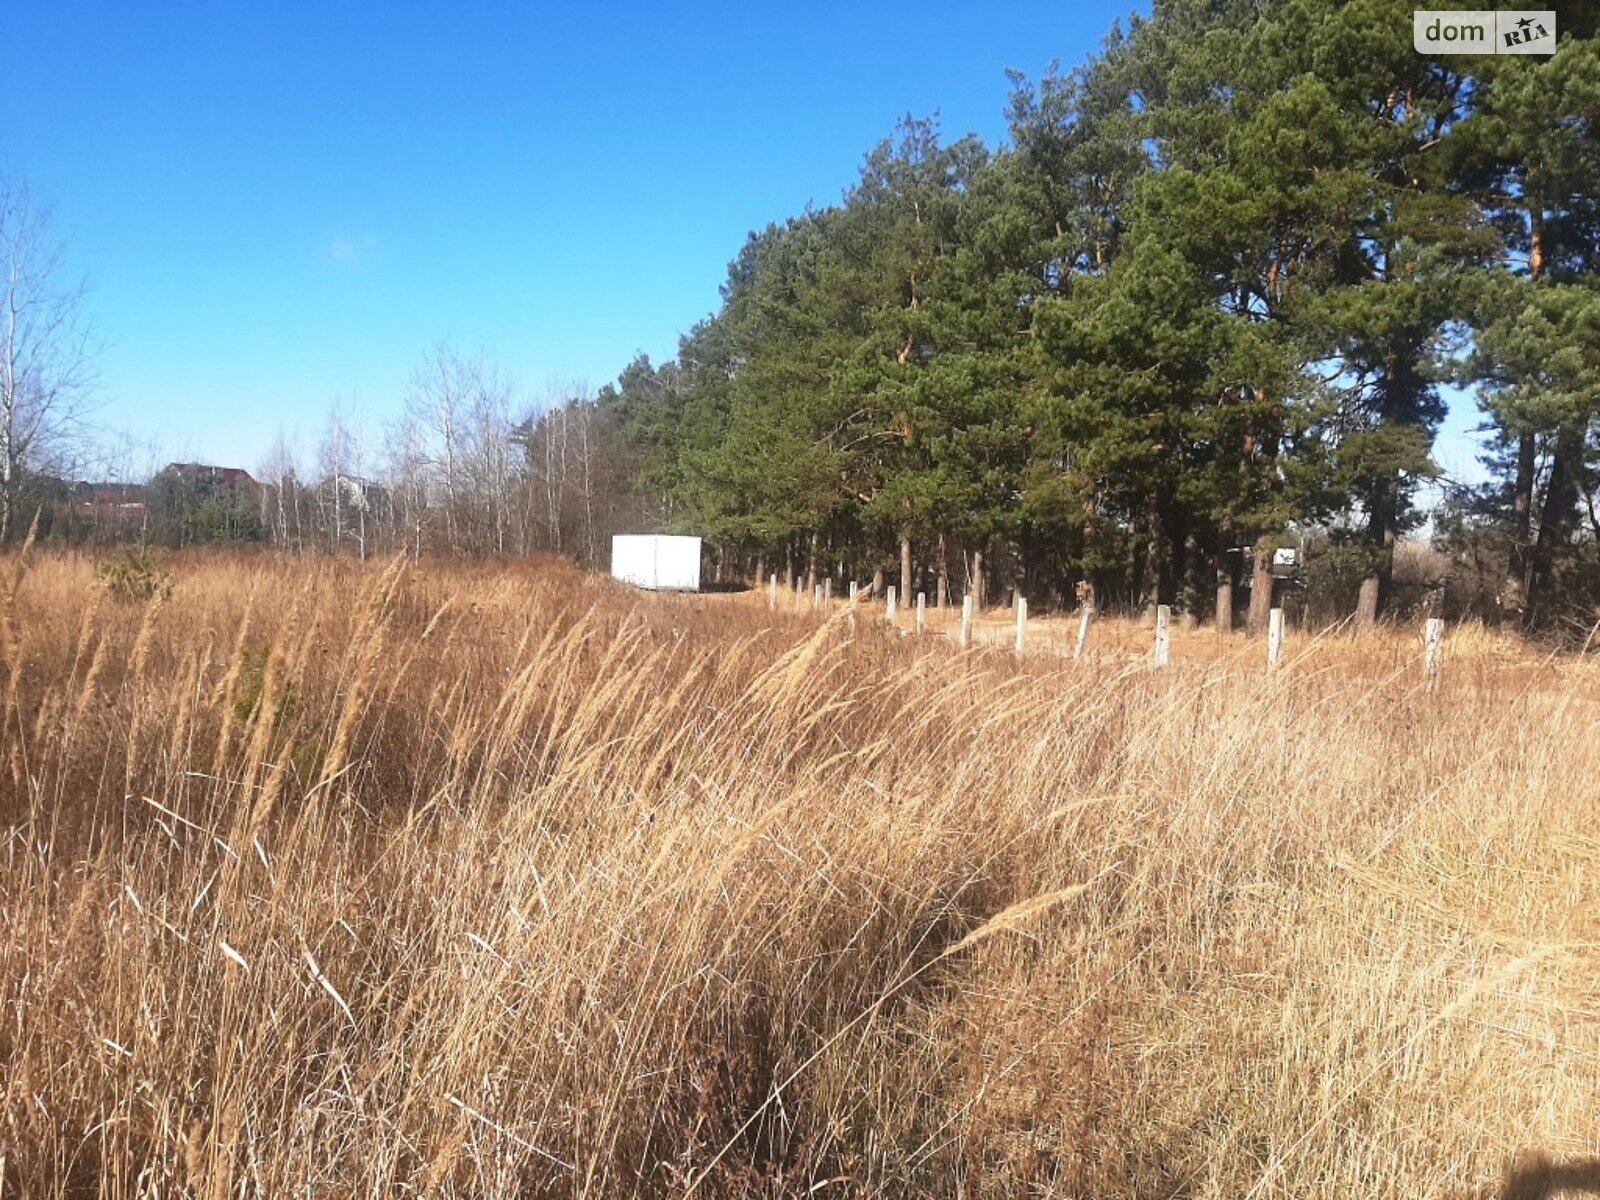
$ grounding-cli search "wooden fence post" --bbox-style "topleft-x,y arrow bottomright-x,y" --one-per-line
916,592 -> 926,635
1154,604 -> 1171,669
823,578 -> 831,606
959,595 -> 972,648
1014,596 -> 1027,656
768,573 -> 777,611
1424,617 -> 1443,681
886,585 -> 897,625
1074,605 -> 1094,661
1267,607 -> 1284,671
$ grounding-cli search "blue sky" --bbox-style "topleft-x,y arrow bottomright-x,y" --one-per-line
5,0 -> 1488,483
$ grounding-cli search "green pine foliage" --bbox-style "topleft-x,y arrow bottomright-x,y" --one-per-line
597,0 -> 1600,627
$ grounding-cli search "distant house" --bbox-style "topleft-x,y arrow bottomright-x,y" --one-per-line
73,481 -> 149,519
318,473 -> 389,517
149,463 -> 268,543
157,463 -> 264,505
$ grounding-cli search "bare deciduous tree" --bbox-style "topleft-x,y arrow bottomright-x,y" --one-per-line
508,383 -> 616,565
258,429 -> 305,552
397,344 -> 520,555
0,179 -> 98,542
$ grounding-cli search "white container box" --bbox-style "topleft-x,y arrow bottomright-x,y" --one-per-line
610,535 -> 702,592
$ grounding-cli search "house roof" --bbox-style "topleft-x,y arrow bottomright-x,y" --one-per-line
163,462 -> 260,487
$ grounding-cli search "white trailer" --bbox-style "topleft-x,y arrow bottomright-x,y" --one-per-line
610,534 -> 702,592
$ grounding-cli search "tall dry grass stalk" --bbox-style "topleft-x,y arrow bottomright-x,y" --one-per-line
0,550 -> 1596,1199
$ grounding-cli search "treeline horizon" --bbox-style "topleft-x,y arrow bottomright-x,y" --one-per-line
12,0 -> 1600,633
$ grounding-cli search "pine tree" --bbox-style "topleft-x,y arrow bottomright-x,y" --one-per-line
1453,29 -> 1600,620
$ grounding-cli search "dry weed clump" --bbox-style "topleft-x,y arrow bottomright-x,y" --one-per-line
1,551 -> 1597,1199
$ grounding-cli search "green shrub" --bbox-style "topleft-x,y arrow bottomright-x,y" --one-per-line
98,547 -> 172,604
233,644 -> 299,725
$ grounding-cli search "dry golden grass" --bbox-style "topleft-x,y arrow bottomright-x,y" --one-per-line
2,550 -> 1597,1199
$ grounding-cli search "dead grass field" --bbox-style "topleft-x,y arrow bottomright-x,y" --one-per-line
2,549 -> 1597,1199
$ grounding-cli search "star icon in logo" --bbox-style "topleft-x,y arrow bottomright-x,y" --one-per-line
1517,16 -> 1534,29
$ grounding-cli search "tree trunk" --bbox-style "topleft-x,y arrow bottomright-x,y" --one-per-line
1248,543 -> 1274,635
805,530 -> 818,594
1180,532 -> 1203,629
936,531 -> 949,607
899,533 -> 912,604
1138,492 -> 1168,618
1529,426 -> 1581,624
1355,574 -> 1380,627
1506,209 -> 1545,619
1356,478 -> 1399,627
970,549 -> 984,611
1506,430 -> 1536,617
1215,539 -> 1237,634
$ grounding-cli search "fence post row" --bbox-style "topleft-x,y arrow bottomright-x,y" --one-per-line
811,581 -> 1444,677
